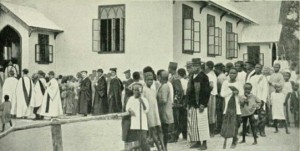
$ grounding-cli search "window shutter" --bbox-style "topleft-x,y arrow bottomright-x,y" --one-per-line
234,33 -> 238,58
208,26 -> 215,56
193,21 -> 200,53
35,44 -> 40,62
92,19 -> 100,52
214,27 -> 219,55
120,18 -> 125,52
49,45 -> 53,63
218,28 -> 222,56
260,53 -> 264,65
183,19 -> 194,52
243,53 -> 248,62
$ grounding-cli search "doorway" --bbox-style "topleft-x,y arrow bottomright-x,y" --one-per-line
0,25 -> 22,78
247,46 -> 260,64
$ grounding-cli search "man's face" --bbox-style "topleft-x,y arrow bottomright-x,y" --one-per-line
125,73 -> 130,79
187,66 -> 193,74
235,63 -> 242,72
97,72 -> 103,77
255,64 -> 262,74
92,71 -> 96,76
192,64 -> 200,74
273,64 -> 280,72
81,72 -> 87,78
111,71 -> 116,76
49,74 -> 54,79
145,76 -> 154,88
229,69 -> 237,80
244,84 -> 252,95
293,84 -> 299,91
168,68 -> 175,75
283,73 -> 290,81
133,85 -> 142,98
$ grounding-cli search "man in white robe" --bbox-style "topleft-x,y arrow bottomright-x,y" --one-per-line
15,69 -> 35,118
4,60 -> 19,79
235,61 -> 247,85
30,71 -> 47,120
40,71 -> 63,118
2,70 -> 18,116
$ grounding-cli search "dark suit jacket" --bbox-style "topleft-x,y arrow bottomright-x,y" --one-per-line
187,71 -> 211,108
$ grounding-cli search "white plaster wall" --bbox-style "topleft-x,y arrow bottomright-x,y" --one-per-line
0,9 -> 29,70
28,31 -> 56,74
3,0 -> 174,79
173,1 -> 249,68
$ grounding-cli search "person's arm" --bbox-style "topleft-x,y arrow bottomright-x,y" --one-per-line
220,81 -> 232,98
140,98 -> 149,113
126,98 -> 135,116
158,84 -> 169,104
194,82 -> 200,106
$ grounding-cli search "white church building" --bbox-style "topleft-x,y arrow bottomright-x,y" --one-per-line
0,0 -> 282,77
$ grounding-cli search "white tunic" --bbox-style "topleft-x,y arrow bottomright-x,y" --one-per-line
237,71 -> 247,85
2,77 -> 18,115
271,92 -> 286,120
30,78 -> 47,108
126,96 -> 149,130
207,71 -> 218,95
40,78 -> 63,117
221,80 -> 244,115
15,76 -> 35,118
249,74 -> 269,103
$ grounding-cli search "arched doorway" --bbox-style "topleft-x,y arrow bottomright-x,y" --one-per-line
0,25 -> 22,78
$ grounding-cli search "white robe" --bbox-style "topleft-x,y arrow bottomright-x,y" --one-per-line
40,78 -> 63,117
2,77 -> 18,115
4,64 -> 19,79
30,78 -> 47,108
16,76 -> 35,118
249,74 -> 269,103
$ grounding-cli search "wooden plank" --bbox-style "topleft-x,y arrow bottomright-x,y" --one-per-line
51,119 -> 63,151
0,112 -> 130,139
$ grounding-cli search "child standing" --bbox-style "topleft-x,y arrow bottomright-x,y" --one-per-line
126,83 -> 150,151
282,72 -> 293,126
290,82 -> 300,128
0,95 -> 13,132
271,84 -> 289,134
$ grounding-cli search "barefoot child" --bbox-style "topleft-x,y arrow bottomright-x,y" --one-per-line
0,95 -> 13,132
271,84 -> 289,134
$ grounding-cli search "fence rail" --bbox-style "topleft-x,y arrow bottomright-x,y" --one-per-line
0,112 -> 130,151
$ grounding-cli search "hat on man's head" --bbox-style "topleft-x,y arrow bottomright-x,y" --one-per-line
97,69 -> 103,73
192,58 -> 201,65
48,71 -> 55,76
37,70 -> 44,75
124,69 -> 131,74
168,62 -> 178,70
245,61 -> 255,66
214,63 -> 224,69
110,68 -> 117,73
185,61 -> 193,67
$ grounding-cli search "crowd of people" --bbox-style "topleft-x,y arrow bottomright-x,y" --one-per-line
0,58 -> 299,151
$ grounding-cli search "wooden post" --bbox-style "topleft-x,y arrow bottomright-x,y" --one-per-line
51,119 -> 63,151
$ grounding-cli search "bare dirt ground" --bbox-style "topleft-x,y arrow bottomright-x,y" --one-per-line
0,117 -> 299,151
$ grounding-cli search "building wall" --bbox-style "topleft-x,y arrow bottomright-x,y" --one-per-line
0,9 -> 30,70
239,43 -> 273,67
3,0 -> 174,79
173,1 -> 249,68
28,31 -> 56,74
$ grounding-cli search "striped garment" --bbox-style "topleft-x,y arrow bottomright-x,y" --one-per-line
187,107 -> 210,142
208,95 -> 216,124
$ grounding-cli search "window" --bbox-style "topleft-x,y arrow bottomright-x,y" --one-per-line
182,4 -> 200,54
243,53 -> 264,65
207,14 -> 222,56
35,34 -> 53,64
93,5 -> 125,53
226,22 -> 238,59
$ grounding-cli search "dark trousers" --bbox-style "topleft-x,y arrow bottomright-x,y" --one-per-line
33,107 -> 44,120
162,123 -> 170,150
241,115 -> 257,141
215,96 -> 224,133
173,107 -> 187,139
294,111 -> 299,127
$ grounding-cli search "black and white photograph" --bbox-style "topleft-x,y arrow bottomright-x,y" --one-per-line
0,0 -> 299,151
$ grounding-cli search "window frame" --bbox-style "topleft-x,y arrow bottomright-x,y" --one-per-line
35,34 -> 53,64
93,4 -> 125,54
182,4 -> 194,54
207,14 -> 221,57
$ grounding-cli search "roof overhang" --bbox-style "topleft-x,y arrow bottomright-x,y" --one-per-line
0,2 -> 63,38
196,0 -> 258,24
239,24 -> 282,44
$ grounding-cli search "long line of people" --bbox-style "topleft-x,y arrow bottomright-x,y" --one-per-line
0,59 -> 299,151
